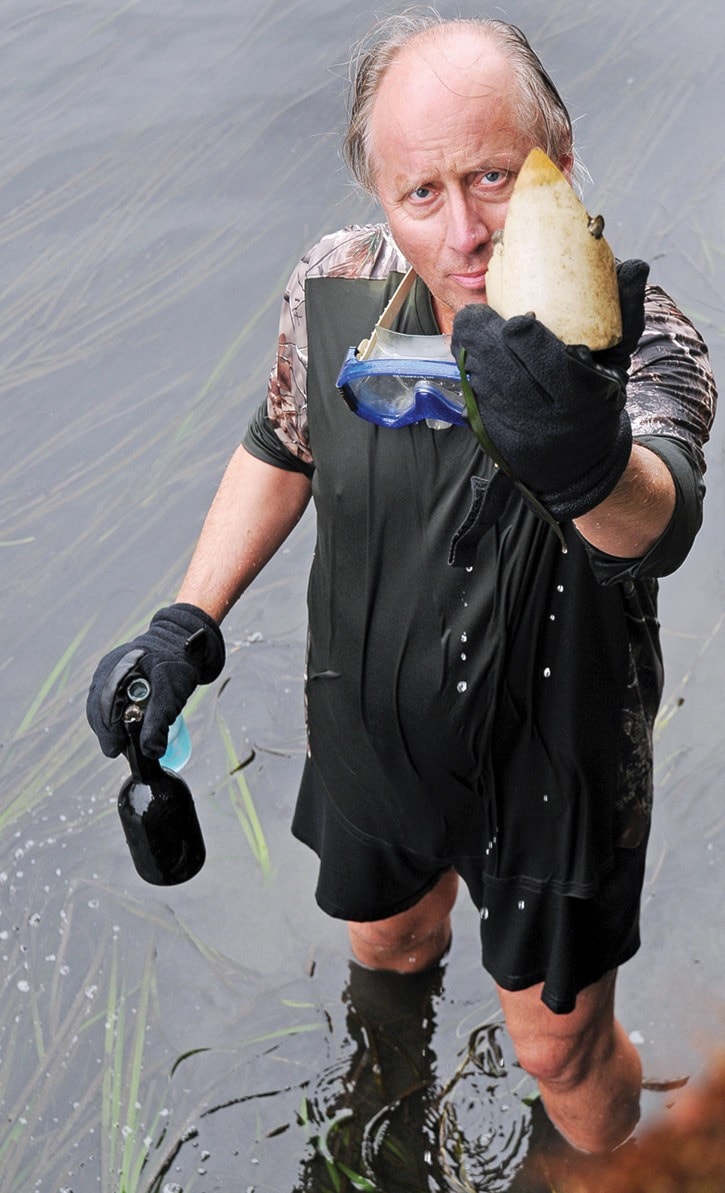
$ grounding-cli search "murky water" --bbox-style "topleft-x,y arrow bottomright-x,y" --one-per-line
0,1 -> 722,1189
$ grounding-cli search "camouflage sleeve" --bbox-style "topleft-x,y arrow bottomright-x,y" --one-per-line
628,286 -> 717,476
582,288 -> 717,584
264,225 -> 406,467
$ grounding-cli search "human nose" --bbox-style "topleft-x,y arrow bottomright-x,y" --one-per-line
445,188 -> 491,255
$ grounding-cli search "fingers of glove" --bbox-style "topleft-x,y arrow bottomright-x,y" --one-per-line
484,316 -> 618,422
453,310 -> 561,415
564,345 -> 628,411
86,713 -> 126,759
453,308 -> 590,414
86,645 -> 145,757
617,258 -> 649,353
98,647 -> 145,724
450,302 -> 505,365
136,656 -> 202,757
595,259 -> 649,373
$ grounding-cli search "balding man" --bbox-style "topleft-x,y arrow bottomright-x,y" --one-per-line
88,14 -> 716,1158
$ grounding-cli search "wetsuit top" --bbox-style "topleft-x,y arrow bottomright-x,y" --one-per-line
243,224 -> 717,898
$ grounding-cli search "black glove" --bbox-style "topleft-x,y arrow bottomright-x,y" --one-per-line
451,259 -> 650,522
86,603 -> 225,760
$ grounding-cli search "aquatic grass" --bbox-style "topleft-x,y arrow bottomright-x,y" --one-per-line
655,612 -> 723,742
0,917 -> 110,1190
14,618 -> 95,737
0,716 -> 100,837
217,711 -> 272,879
89,0 -> 145,34
171,307 -> 273,447
140,1005 -> 329,1191
299,1098 -> 378,1193
0,88 -> 319,422
101,937 -> 169,1193
0,877 -> 242,1193
92,880 -> 262,995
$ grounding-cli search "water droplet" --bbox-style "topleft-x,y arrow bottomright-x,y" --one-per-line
556,584 -> 564,593
549,614 -> 556,621
17,980 -> 30,993
543,794 -> 549,803
466,565 -> 473,573
457,681 -> 468,693
460,652 -> 467,661
543,667 -> 551,678
460,631 -> 468,643
518,900 -> 526,910
481,907 -> 489,920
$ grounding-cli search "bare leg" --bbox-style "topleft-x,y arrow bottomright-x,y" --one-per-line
347,869 -> 459,973
497,969 -> 641,1153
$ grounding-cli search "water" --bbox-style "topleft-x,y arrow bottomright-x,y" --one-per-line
0,1 -> 722,1189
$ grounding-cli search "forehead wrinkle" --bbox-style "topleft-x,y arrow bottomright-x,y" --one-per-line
369,29 -> 522,191
397,27 -> 512,102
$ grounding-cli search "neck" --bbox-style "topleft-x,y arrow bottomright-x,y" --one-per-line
432,294 -> 456,335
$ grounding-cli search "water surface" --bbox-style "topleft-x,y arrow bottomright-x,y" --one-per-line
0,1 -> 722,1189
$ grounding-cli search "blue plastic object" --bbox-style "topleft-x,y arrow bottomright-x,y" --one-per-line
160,714 -> 192,772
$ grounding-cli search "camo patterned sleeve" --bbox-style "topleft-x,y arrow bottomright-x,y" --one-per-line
628,285 -> 717,475
261,224 -> 407,469
582,285 -> 717,584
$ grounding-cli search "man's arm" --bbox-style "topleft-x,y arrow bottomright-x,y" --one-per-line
176,445 -> 312,622
572,442 -> 675,558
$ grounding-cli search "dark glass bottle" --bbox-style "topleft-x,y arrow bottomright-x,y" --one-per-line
118,679 -> 205,885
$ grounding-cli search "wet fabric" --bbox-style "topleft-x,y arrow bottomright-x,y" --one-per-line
243,223 -> 716,1005
293,754 -> 647,1014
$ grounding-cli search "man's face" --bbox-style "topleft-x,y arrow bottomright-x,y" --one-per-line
369,31 -> 567,334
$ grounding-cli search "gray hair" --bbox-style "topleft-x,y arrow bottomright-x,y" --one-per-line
343,11 -> 575,194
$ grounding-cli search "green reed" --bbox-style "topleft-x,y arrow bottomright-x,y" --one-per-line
217,712 -> 272,879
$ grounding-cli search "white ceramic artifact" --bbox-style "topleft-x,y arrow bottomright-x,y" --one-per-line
486,148 -> 622,350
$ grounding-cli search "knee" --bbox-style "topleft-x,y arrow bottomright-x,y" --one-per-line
513,1028 -> 599,1090
348,870 -> 458,973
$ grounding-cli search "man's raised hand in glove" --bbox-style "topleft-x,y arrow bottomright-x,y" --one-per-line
451,259 -> 650,522
86,603 -> 225,760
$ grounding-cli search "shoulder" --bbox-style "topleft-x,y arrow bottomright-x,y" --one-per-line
629,284 -> 717,475
292,223 -> 406,285
640,285 -> 712,357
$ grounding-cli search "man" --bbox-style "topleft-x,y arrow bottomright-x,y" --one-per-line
87,15 -> 716,1159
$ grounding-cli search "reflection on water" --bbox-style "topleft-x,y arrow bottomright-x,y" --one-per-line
0,0 -> 722,1189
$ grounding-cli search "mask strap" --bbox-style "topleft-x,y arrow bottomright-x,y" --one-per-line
357,267 -> 417,360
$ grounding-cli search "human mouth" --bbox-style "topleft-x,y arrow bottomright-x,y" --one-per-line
451,269 -> 487,291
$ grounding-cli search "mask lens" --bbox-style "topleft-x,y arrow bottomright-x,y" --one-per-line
356,373 -> 417,419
